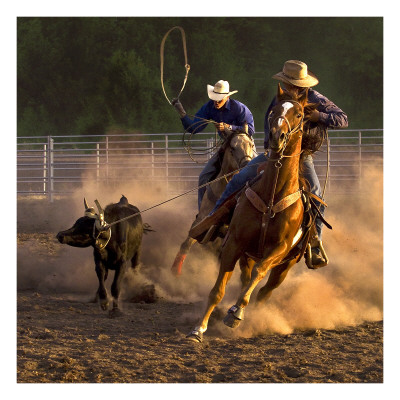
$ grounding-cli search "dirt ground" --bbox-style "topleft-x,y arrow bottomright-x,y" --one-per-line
14,167 -> 385,389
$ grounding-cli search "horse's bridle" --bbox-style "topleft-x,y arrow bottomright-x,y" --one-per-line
268,99 -> 305,157
223,132 -> 254,169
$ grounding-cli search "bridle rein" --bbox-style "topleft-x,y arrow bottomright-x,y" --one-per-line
245,98 -> 306,260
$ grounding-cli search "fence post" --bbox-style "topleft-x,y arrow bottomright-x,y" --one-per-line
105,136 -> 109,183
358,131 -> 362,189
165,135 -> 169,195
47,136 -> 54,202
151,142 -> 155,178
96,143 -> 100,181
207,138 -> 214,160
43,143 -> 47,194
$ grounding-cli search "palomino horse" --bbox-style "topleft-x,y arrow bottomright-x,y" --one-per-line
187,85 -> 317,342
171,131 -> 255,276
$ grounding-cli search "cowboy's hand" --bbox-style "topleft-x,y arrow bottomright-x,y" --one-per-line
171,98 -> 186,118
309,109 -> 320,122
214,122 -> 232,133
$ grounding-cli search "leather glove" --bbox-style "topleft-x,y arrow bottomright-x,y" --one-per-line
214,122 -> 233,136
171,98 -> 186,118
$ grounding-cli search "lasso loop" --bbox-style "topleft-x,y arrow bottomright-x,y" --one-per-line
160,26 -> 190,105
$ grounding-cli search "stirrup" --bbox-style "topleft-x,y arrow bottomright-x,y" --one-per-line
305,240 -> 329,269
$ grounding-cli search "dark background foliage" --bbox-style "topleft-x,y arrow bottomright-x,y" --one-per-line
17,17 -> 383,137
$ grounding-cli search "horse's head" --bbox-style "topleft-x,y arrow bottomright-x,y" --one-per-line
267,84 -> 309,154
221,131 -> 255,169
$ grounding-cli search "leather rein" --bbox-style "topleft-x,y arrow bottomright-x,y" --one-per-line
245,99 -> 305,258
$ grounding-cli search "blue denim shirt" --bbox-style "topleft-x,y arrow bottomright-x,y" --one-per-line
181,98 -> 255,137
263,89 -> 348,149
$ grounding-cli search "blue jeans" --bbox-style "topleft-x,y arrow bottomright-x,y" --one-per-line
211,153 -> 325,240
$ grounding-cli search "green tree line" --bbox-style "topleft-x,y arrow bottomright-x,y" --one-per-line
17,17 -> 383,137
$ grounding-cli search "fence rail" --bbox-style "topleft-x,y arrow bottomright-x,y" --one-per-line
17,130 -> 383,201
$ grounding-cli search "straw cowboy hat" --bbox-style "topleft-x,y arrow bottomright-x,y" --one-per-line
207,80 -> 238,101
272,60 -> 319,88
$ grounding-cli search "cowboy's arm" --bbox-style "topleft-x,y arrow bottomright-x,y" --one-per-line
177,102 -> 210,134
309,90 -> 349,129
230,105 -> 255,136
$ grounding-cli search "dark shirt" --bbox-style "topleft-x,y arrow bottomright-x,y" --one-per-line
263,88 -> 348,149
181,98 -> 255,137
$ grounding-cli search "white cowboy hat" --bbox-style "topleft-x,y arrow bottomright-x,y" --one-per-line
207,80 -> 238,101
272,60 -> 319,88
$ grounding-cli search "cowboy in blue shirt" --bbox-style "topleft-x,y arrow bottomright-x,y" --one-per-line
172,80 -> 255,209
191,61 -> 348,268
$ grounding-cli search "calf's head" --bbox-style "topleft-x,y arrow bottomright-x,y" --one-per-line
56,198 -> 108,248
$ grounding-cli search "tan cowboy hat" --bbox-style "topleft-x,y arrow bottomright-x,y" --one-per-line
207,80 -> 238,101
272,60 -> 319,88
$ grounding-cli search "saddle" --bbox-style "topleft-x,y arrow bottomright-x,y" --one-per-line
189,175 -> 332,267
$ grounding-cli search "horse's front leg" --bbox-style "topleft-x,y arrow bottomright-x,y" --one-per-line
187,268 -> 234,343
239,255 -> 255,290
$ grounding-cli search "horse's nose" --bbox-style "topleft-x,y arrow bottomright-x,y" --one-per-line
56,232 -> 64,243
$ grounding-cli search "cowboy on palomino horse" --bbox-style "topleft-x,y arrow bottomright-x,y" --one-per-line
172,80 -> 256,210
191,60 -> 348,269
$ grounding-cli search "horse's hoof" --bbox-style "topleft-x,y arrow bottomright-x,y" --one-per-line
100,301 -> 109,311
108,308 -> 123,318
223,313 -> 242,329
223,305 -> 244,329
186,329 -> 203,343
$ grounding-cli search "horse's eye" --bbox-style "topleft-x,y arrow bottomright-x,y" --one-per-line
297,114 -> 302,118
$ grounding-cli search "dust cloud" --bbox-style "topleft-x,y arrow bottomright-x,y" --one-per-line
17,161 -> 383,336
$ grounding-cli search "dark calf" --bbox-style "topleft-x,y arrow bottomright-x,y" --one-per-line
57,195 -> 151,316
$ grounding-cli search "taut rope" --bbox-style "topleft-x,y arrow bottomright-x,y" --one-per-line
103,162 -> 264,229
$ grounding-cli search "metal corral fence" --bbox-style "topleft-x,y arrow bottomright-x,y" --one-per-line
17,130 -> 383,201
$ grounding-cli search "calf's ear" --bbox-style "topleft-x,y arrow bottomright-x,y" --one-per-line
84,197 -> 89,210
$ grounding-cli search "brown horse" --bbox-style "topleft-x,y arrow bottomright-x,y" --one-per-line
171,131 -> 255,276
187,85 -> 317,342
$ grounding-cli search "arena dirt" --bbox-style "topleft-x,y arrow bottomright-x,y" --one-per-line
15,164 -> 383,386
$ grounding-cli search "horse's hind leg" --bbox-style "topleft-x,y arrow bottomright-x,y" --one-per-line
223,245 -> 287,328
171,236 -> 196,276
256,260 -> 296,303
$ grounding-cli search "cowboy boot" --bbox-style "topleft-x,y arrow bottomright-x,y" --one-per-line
305,235 -> 329,269
311,246 -> 329,268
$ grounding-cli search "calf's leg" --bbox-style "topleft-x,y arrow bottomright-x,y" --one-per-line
109,262 -> 126,317
95,262 -> 109,310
